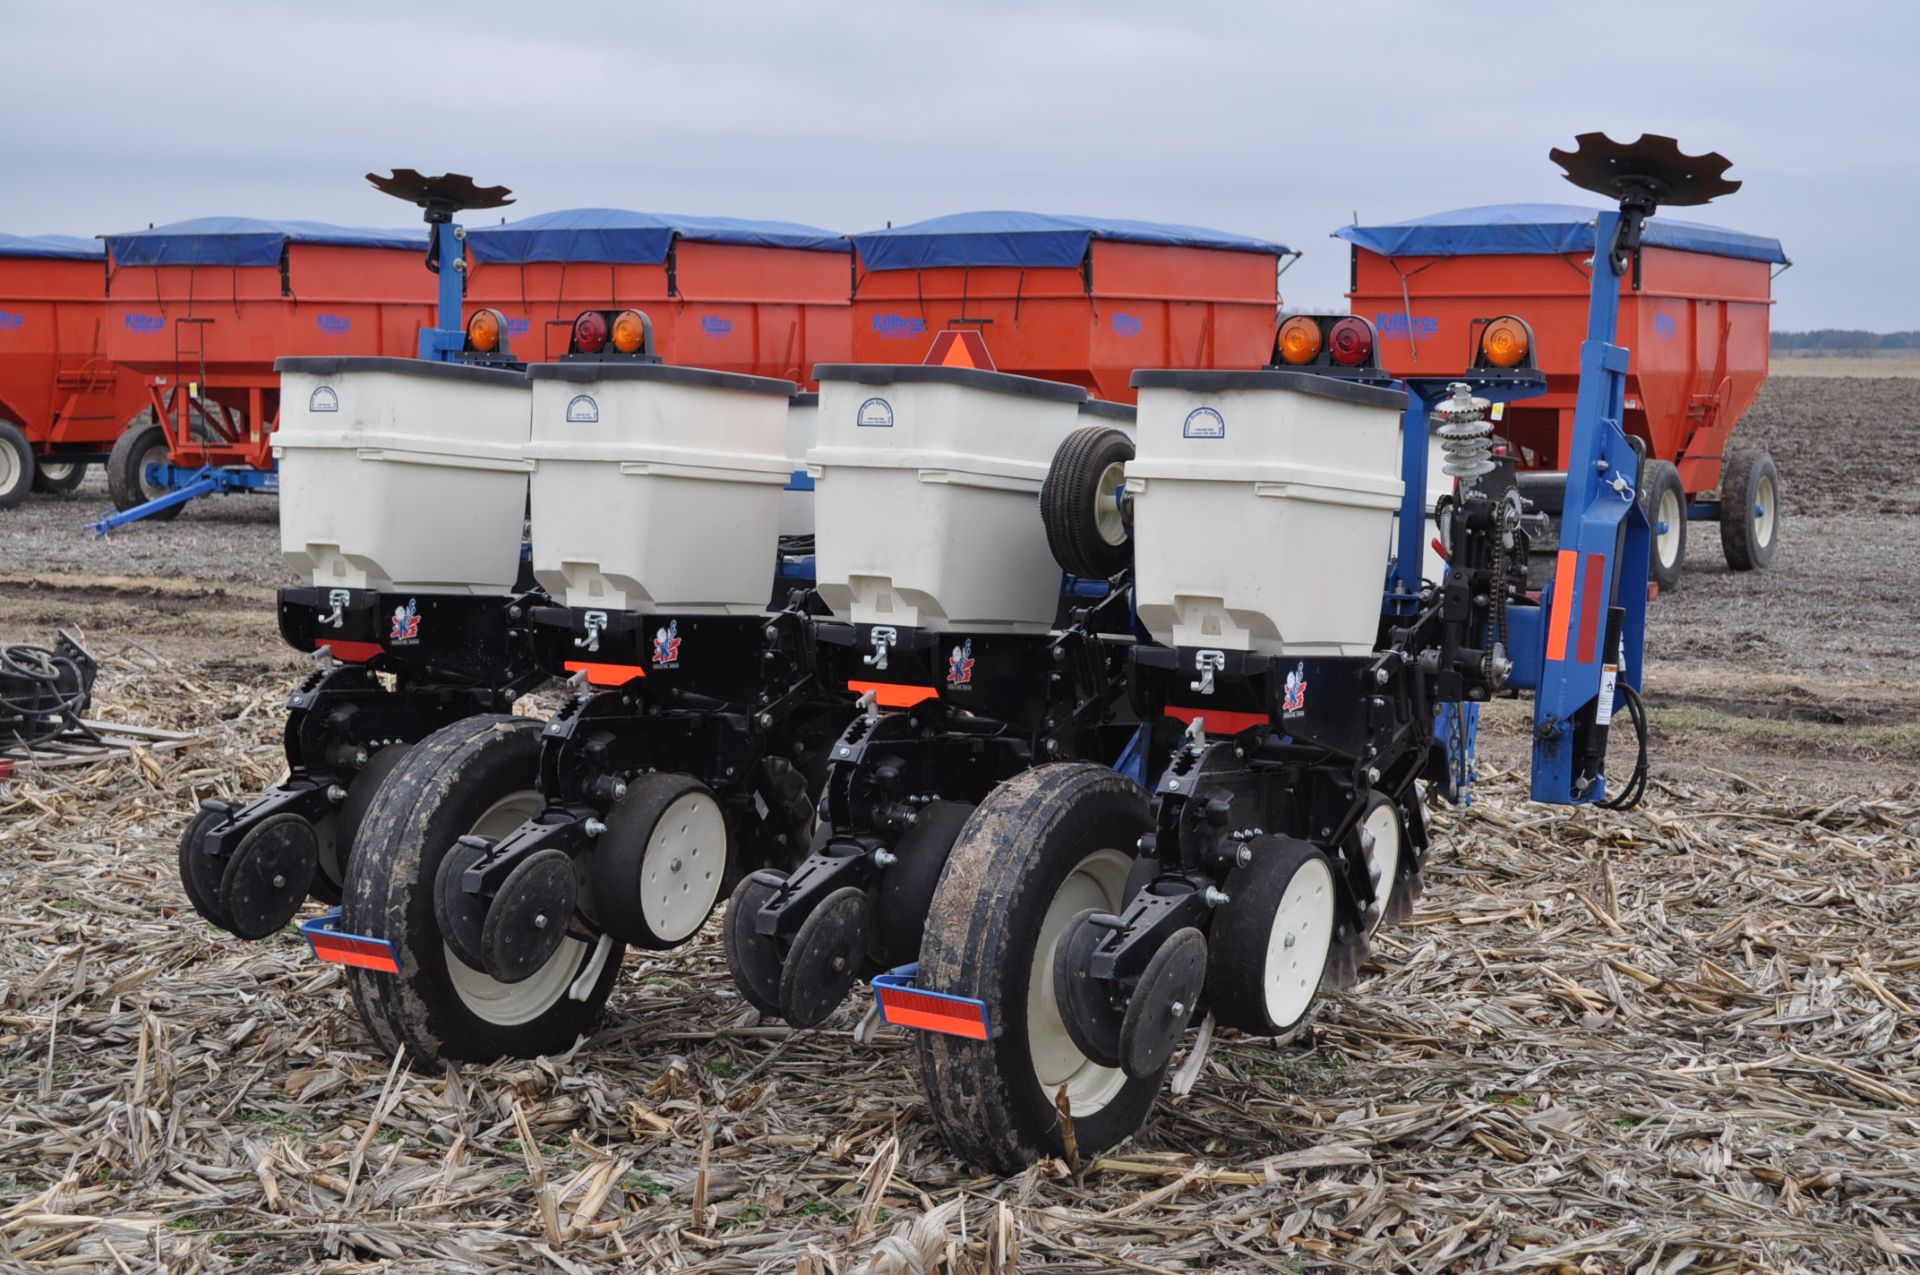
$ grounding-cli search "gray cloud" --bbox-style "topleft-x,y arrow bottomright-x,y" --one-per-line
2,0 -> 1909,328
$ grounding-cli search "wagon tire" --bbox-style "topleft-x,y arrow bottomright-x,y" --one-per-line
0,422 -> 32,510
1041,426 -> 1134,580
1719,448 -> 1780,571
1641,459 -> 1687,590
31,458 -> 87,496
915,763 -> 1162,1173
341,715 -> 623,1066
107,422 -> 184,520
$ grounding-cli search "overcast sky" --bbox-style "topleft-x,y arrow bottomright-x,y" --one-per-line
2,1 -> 1911,330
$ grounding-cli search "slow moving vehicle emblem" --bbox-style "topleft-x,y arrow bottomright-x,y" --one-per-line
652,620 -> 682,669
390,598 -> 421,644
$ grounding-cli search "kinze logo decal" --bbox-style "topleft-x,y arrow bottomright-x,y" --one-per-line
0,310 -> 23,332
390,598 -> 422,644
652,620 -> 682,669
1111,312 -> 1142,338
700,315 -> 733,337
947,639 -> 975,687
871,313 -> 927,338
123,313 -> 166,333
1375,313 -> 1437,340
316,313 -> 352,334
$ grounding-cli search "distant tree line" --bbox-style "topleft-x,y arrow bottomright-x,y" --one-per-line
1771,330 -> 1920,353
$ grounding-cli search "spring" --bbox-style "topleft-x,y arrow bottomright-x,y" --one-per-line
1434,381 -> 1494,480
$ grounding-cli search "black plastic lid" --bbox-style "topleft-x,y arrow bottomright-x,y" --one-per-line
275,355 -> 528,386
1078,398 -> 1136,421
812,363 -> 1086,405
789,391 -> 819,407
1129,368 -> 1406,410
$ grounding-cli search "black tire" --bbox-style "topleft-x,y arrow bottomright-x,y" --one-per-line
915,763 -> 1161,1173
0,422 -> 32,510
341,715 -> 623,1066
871,799 -> 975,969
1040,426 -> 1134,580
590,772 -> 730,950
1719,447 -> 1780,571
723,871 -> 787,1016
1640,459 -> 1687,590
178,807 -> 234,930
323,744 -> 414,904
1205,836 -> 1337,1036
106,422 -> 185,520
31,458 -> 87,496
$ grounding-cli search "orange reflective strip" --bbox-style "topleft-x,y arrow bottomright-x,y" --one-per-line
564,660 -> 646,687
1578,553 -> 1609,665
1166,705 -> 1270,735
1545,550 -> 1578,662
878,989 -> 990,1040
846,679 -> 939,708
326,640 -> 384,663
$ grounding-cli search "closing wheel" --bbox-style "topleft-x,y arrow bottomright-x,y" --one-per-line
341,716 -> 624,1065
778,885 -> 872,1027
1041,426 -> 1135,579
106,422 -> 185,519
915,764 -> 1162,1174
1205,837 -> 1336,1036
1719,447 -> 1780,571
1347,792 -> 1404,937
723,871 -> 787,1016
871,799 -> 975,969
1118,927 -> 1206,1081
1641,459 -> 1687,590
32,459 -> 87,495
217,812 -> 320,939
0,422 -> 32,510
1052,909 -> 1124,1069
591,774 -> 730,950
178,807 -> 234,930
480,847 -> 579,983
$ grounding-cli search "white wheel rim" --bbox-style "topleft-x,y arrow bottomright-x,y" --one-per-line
444,789 -> 589,1026
1361,803 -> 1402,936
1093,459 -> 1128,548
39,461 -> 76,483
639,789 -> 728,943
0,443 -> 20,496
1263,854 -> 1335,1030
1026,847 -> 1132,1117
140,441 -> 170,499
1753,474 -> 1776,547
1656,487 -> 1683,569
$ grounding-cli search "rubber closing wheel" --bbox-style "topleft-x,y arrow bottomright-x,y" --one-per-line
1041,425 -> 1134,579
591,773 -> 730,950
778,884 -> 871,1027
178,807 -> 233,929
433,836 -> 492,973
480,847 -> 578,984
724,871 -> 787,1016
1118,927 -> 1206,1081
216,813 -> 319,939
1205,836 -> 1336,1036
1052,909 -> 1124,1068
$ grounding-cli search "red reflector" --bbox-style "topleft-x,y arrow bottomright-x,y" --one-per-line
564,660 -> 646,687
573,310 -> 608,354
325,640 -> 384,663
847,679 -> 939,708
1165,705 -> 1270,735
877,986 -> 990,1040
308,932 -> 400,974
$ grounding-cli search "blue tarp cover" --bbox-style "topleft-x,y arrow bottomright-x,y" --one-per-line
466,209 -> 848,265
852,211 -> 1291,271
0,233 -> 104,261
105,217 -> 428,267
1335,203 -> 1787,265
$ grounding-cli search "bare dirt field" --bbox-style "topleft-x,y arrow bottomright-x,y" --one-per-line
2,372 -> 1916,1273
